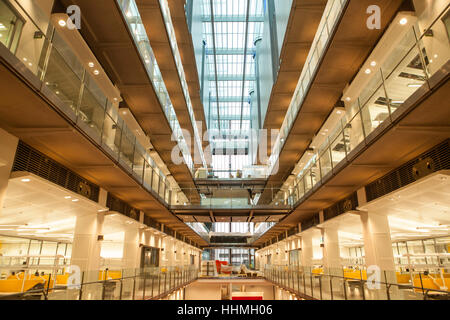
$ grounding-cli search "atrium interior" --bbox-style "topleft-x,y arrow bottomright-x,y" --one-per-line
0,0 -> 449,301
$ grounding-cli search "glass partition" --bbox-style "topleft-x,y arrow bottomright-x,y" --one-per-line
280,6 -> 450,207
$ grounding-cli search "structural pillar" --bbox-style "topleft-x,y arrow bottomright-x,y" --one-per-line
321,227 -> 342,297
122,225 -> 140,270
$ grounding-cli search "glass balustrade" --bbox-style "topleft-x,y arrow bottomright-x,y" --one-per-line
277,6 -> 450,208
0,0 -> 179,207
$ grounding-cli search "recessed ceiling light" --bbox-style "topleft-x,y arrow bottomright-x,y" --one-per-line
72,199 -> 79,202
370,61 -> 377,67
88,62 -> 95,68
58,19 -> 67,27
407,83 -> 421,88
64,196 -> 72,199
399,18 -> 408,25
21,178 -> 31,182
345,97 -> 351,102
23,57 -> 27,62
365,68 -> 372,74
336,110 -> 342,115
93,70 -> 100,75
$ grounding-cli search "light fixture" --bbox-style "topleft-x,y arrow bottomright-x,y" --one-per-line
58,19 -> 67,27
64,196 -> 72,199
336,110 -> 342,115
370,61 -> 377,67
23,57 -> 27,62
399,18 -> 408,25
93,70 -> 100,75
391,100 -> 404,104
72,199 -> 79,202
88,62 -> 95,68
0,23 -> 6,30
345,97 -> 351,102
21,178 -> 31,182
407,83 -> 422,88
365,68 -> 372,74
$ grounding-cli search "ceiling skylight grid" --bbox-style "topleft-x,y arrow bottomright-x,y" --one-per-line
201,0 -> 264,136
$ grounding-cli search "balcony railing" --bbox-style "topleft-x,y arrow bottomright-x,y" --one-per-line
117,0 -> 195,173
175,186 -> 296,209
264,265 -> 450,300
158,0 -> 207,168
0,0 -> 179,206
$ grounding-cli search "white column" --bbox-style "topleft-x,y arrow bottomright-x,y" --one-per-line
0,128 -> 18,214
122,225 -> 140,270
71,212 -> 104,281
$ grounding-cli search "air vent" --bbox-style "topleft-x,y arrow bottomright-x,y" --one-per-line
323,192 -> 358,221
366,139 -> 450,202
106,193 -> 139,222
12,141 -> 99,202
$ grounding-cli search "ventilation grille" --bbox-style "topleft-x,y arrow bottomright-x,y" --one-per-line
366,139 -> 450,202
12,141 -> 99,202
287,226 -> 299,237
144,215 -> 161,231
106,193 -> 139,221
210,236 -> 248,244
165,227 -> 175,237
323,192 -> 358,221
